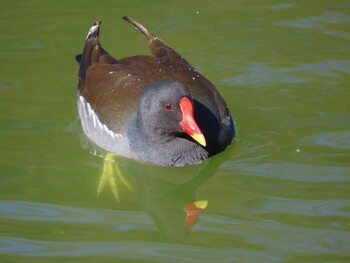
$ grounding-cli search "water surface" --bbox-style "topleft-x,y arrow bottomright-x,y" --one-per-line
1,0 -> 350,262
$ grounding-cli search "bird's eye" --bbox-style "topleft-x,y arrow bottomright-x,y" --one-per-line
163,103 -> 172,111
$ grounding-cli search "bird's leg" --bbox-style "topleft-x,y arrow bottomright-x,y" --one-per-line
97,153 -> 132,204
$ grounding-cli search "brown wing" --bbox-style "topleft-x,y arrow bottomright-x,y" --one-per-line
77,18 -> 229,134
122,16 -> 229,121
77,20 -> 151,133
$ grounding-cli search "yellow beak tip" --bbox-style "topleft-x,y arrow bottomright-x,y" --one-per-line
192,133 -> 206,147
194,200 -> 208,209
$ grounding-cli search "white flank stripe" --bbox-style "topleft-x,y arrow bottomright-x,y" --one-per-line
78,95 -> 123,141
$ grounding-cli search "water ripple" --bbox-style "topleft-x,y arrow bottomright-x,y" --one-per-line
299,131 -> 350,149
0,237 -> 269,262
221,60 -> 350,87
227,161 -> 350,182
274,11 -> 350,29
324,29 -> 350,39
255,197 -> 350,217
197,215 -> 350,254
1,199 -> 348,261
0,200 -> 152,226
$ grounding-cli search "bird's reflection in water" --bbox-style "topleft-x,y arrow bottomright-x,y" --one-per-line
97,153 -> 224,240
75,117 -> 227,240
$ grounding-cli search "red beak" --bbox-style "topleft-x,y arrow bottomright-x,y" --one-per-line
179,97 -> 206,147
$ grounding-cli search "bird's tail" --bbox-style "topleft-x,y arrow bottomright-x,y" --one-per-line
76,19 -> 119,81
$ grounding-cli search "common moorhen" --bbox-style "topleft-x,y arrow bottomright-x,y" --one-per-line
76,17 -> 235,166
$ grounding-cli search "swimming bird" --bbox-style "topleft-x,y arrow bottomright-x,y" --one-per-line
76,17 -> 235,167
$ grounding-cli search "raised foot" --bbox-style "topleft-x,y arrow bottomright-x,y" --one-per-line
97,153 -> 132,204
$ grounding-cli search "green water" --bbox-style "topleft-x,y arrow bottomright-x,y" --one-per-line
1,0 -> 350,262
